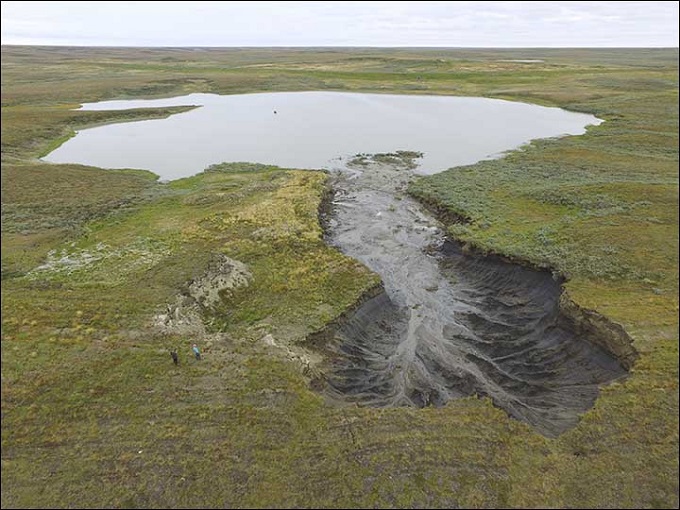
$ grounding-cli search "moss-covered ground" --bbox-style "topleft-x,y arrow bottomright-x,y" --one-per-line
1,46 -> 677,508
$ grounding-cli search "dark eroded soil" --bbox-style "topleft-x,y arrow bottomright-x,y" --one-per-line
319,158 -> 626,437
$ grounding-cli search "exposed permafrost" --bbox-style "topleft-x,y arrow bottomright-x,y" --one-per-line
187,255 -> 252,310
153,254 -> 251,335
311,156 -> 636,438
557,292 -> 637,371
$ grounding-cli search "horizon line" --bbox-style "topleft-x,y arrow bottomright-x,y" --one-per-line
2,44 -> 679,50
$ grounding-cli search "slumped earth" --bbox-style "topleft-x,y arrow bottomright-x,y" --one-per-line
320,155 -> 627,437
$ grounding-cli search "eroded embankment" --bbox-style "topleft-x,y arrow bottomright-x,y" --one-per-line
312,156 -> 636,438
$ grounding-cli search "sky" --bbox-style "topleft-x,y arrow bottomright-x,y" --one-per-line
1,1 -> 678,47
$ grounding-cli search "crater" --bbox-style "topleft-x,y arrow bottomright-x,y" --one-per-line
311,157 -> 634,438
313,240 -> 631,437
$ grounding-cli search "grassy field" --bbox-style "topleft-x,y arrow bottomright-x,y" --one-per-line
1,46 -> 678,508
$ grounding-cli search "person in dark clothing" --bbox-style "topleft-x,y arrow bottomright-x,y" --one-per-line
170,349 -> 179,366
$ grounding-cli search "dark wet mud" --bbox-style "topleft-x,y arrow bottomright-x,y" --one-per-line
318,156 -> 628,437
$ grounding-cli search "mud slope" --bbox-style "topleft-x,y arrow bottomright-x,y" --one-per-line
318,156 -> 629,438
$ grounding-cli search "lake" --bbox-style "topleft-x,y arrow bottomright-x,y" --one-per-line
43,91 -> 601,180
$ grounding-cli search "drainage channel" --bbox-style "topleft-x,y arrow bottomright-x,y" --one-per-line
314,154 -> 629,438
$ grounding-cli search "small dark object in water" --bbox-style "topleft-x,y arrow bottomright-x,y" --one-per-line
274,110 -> 277,114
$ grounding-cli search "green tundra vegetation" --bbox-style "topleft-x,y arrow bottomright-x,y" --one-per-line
1,46 -> 678,508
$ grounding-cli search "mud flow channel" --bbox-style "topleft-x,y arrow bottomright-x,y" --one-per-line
317,155 -> 628,438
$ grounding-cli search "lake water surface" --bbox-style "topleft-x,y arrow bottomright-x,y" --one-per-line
44,91 -> 601,180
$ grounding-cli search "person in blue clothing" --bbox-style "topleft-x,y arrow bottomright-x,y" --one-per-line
192,343 -> 201,360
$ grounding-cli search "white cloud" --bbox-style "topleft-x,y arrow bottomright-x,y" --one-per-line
1,1 -> 678,47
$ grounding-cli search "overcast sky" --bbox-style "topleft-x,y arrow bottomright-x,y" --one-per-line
1,1 -> 678,47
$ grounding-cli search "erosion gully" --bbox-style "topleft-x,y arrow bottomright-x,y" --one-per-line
314,155 -> 628,438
